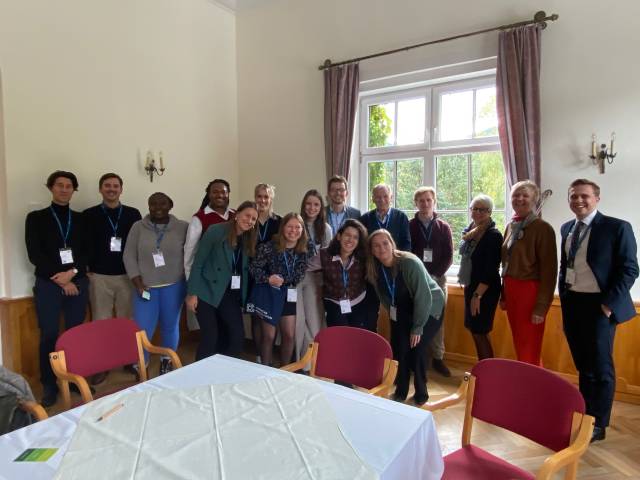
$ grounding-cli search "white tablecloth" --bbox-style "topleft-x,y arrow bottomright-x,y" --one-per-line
0,355 -> 444,479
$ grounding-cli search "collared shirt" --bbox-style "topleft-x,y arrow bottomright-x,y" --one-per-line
325,255 -> 366,306
184,206 -> 231,278
565,209 -> 600,293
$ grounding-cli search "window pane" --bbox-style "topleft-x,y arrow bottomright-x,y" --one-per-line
436,154 -> 468,210
475,87 -> 498,138
438,212 -> 469,265
439,90 -> 473,141
471,151 -> 506,210
396,98 -> 425,145
492,211 -> 506,236
396,158 -> 424,211
368,103 -> 395,147
367,161 -> 395,210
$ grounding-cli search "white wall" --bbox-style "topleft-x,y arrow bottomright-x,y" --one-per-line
0,0 -> 238,298
236,0 -> 640,298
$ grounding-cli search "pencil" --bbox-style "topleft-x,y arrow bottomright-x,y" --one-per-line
96,403 -> 124,422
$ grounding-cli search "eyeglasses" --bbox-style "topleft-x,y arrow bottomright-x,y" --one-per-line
470,207 -> 490,213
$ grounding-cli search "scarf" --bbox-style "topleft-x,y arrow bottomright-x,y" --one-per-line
458,220 -> 495,286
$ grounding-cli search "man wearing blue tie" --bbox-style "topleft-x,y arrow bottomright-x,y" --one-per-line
559,179 -> 638,442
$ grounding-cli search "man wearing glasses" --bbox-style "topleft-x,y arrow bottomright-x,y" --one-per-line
325,175 -> 361,237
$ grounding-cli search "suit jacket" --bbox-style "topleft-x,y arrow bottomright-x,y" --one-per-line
324,205 -> 361,221
559,211 -> 639,323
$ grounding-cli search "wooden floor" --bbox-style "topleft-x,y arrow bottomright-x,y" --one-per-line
42,339 -> 640,479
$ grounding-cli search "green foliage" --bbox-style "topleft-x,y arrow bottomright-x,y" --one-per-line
368,104 -> 393,148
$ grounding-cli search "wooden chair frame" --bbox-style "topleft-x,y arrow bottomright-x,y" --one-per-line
281,341 -> 398,397
422,373 -> 595,480
18,400 -> 48,421
49,330 -> 182,411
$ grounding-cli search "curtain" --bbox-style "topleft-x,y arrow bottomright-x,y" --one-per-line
324,63 -> 359,182
496,25 -> 542,188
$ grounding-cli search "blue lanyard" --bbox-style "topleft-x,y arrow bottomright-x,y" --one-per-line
258,218 -> 270,242
50,206 -> 71,248
375,210 -> 392,231
341,257 -> 352,298
232,243 -> 242,274
380,264 -> 396,306
305,224 -> 318,255
283,250 -> 296,280
152,223 -> 168,251
329,210 -> 346,236
101,204 -> 123,237
567,220 -> 592,262
419,219 -> 434,246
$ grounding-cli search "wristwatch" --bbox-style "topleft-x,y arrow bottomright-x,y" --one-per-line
473,292 -> 482,299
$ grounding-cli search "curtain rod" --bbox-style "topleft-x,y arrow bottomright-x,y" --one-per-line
319,10 -> 558,71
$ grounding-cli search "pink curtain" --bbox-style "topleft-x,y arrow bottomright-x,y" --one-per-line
496,25 -> 542,188
324,63 -> 359,182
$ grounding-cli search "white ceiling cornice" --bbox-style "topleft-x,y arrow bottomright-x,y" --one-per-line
206,0 -> 237,14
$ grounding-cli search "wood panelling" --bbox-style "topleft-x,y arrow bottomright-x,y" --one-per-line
3,287 -> 639,402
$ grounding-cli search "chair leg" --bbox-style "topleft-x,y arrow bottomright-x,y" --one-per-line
60,380 -> 71,411
563,461 -> 578,480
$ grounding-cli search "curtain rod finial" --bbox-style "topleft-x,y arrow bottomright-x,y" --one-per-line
319,59 -> 333,70
534,11 -> 547,22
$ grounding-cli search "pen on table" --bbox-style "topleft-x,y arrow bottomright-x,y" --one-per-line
96,403 -> 124,422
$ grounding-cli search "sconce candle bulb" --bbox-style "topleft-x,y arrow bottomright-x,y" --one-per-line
589,132 -> 617,174
144,150 -> 166,182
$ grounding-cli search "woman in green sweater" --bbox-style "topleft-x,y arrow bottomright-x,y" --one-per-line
367,229 -> 444,405
186,201 -> 258,360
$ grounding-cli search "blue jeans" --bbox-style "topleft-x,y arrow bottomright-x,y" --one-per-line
132,281 -> 186,362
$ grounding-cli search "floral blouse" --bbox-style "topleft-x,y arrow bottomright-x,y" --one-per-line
249,240 -> 311,286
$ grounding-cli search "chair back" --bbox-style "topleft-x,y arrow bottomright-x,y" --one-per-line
55,318 -> 141,377
313,326 -> 392,390
470,358 -> 585,452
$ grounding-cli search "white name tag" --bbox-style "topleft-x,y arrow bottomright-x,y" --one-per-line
339,299 -> 352,314
110,236 -> 122,252
566,267 -> 576,286
231,275 -> 241,290
59,248 -> 74,264
152,251 -> 166,268
390,305 -> 397,321
141,290 -> 151,301
423,248 -> 433,263
287,288 -> 297,302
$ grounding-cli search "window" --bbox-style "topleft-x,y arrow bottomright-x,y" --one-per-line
358,75 -> 507,267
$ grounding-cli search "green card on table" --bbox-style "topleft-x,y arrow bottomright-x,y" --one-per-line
14,448 -> 58,462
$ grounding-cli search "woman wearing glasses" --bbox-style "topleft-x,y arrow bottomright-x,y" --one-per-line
458,195 -> 503,360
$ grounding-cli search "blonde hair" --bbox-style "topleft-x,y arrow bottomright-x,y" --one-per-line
254,183 -> 276,217
365,229 -> 411,283
274,213 -> 308,254
511,180 -> 540,204
413,186 -> 437,203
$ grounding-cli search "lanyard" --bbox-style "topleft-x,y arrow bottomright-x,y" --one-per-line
567,220 -> 592,263
340,256 -> 353,298
283,250 -> 297,280
232,243 -> 242,274
380,264 -> 396,306
258,218 -> 270,242
305,224 -> 318,255
152,223 -> 168,251
419,219 -> 434,246
329,210 -> 346,235
375,210 -> 392,231
101,204 -> 123,237
50,206 -> 71,248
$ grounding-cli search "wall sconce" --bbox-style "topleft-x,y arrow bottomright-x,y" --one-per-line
144,150 -> 165,182
589,132 -> 616,174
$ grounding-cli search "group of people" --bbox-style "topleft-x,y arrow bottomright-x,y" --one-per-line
26,170 -> 638,443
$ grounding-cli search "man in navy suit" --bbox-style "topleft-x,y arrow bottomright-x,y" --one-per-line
559,179 -> 638,442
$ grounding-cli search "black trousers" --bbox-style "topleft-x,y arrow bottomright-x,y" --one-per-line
391,313 -> 442,401
195,289 -> 244,361
33,276 -> 89,391
324,298 -> 373,331
363,284 -> 380,332
561,291 -> 617,428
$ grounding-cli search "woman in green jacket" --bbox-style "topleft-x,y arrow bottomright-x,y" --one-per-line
186,201 -> 258,360
367,229 -> 444,405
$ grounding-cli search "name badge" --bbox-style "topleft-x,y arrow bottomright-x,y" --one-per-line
231,275 -> 241,290
152,251 -> 166,268
59,248 -> 74,265
566,267 -> 576,286
390,305 -> 397,321
423,248 -> 433,263
287,288 -> 297,302
339,299 -> 352,314
141,290 -> 151,301
110,236 -> 122,252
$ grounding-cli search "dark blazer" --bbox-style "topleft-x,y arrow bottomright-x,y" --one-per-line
359,208 -> 411,251
325,205 -> 361,220
468,227 -> 503,291
559,211 -> 639,323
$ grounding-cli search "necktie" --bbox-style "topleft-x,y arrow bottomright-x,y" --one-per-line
569,221 -> 584,261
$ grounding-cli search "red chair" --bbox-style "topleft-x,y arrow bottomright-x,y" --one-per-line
423,358 -> 594,480
282,326 -> 398,397
49,317 -> 182,410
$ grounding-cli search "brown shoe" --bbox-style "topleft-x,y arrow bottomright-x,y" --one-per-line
432,358 -> 451,377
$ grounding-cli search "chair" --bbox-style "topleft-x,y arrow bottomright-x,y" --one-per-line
49,317 -> 182,410
281,326 -> 398,397
423,358 -> 594,480
18,400 -> 48,421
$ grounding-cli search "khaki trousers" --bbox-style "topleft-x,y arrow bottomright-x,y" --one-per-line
88,273 -> 134,320
429,275 -> 448,360
294,271 -> 325,360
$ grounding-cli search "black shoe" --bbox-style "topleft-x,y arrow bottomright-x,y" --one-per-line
392,391 -> 407,403
41,388 -> 58,408
125,364 -> 141,381
432,358 -> 451,377
69,383 -> 95,395
90,372 -> 108,386
591,426 -> 606,443
413,394 -> 429,406
159,358 -> 173,376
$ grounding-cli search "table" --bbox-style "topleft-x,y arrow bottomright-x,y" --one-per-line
0,355 -> 443,479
